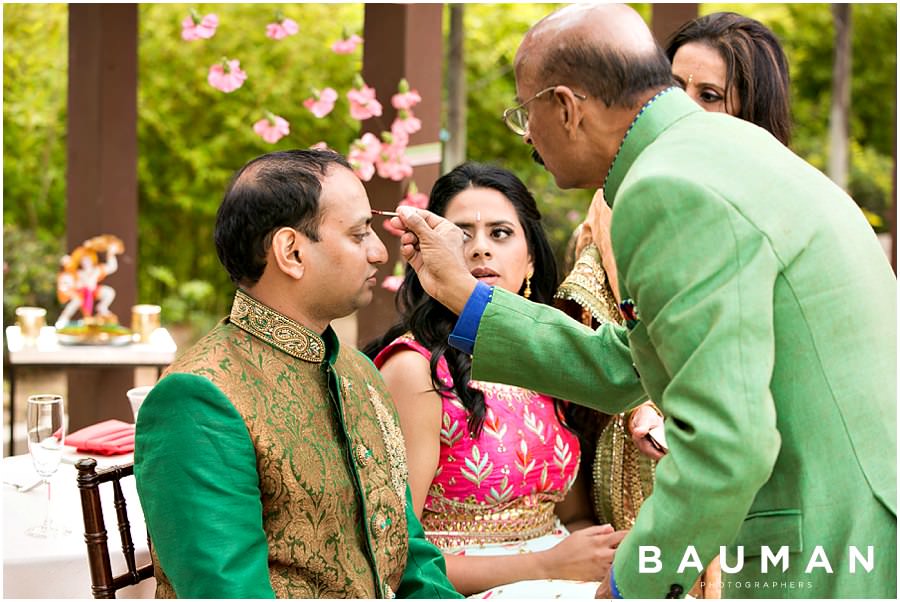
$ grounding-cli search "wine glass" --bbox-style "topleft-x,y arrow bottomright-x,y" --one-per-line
25,394 -> 70,538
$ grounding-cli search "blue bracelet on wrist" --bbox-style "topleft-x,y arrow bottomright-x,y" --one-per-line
448,282 -> 493,355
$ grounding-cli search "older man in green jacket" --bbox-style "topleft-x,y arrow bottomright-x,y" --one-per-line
393,4 -> 896,599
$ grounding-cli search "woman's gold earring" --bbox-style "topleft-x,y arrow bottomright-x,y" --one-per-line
524,272 -> 533,299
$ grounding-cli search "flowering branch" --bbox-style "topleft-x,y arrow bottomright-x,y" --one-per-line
179,7 -> 428,253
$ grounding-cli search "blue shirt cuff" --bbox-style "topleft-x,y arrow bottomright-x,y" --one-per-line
448,282 -> 493,355
610,566 -> 622,599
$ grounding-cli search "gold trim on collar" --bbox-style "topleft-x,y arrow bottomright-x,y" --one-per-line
554,243 -> 622,326
230,289 -> 325,363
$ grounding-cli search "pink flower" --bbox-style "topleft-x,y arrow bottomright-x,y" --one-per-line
381,261 -> 407,290
391,78 -> 422,110
348,133 -> 382,182
392,112 -> 422,136
376,143 -> 414,181
381,275 -> 404,292
309,141 -> 330,150
332,34 -> 363,54
303,87 -> 338,118
378,158 -> 413,181
208,59 -> 247,93
353,161 -> 376,182
253,113 -> 290,144
182,12 -> 218,41
388,122 -> 410,148
266,18 -> 299,40
352,133 -> 382,162
347,84 -> 383,121
401,189 -> 429,210
392,90 -> 422,110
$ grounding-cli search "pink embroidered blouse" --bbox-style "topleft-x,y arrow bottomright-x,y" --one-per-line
374,334 -> 581,548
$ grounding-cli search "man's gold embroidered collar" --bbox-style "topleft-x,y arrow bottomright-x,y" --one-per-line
229,289 -> 326,363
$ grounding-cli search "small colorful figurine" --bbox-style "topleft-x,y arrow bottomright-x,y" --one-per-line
56,234 -> 124,328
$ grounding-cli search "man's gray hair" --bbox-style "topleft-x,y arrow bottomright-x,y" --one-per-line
539,41 -> 674,108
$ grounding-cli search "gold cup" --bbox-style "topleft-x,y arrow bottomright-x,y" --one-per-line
16,307 -> 46,346
131,304 -> 161,344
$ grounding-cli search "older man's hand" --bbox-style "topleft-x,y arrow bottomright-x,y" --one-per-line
628,402 -> 667,461
391,207 -> 478,315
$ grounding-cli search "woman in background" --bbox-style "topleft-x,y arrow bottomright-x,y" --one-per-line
666,11 -> 792,145
365,162 -> 626,598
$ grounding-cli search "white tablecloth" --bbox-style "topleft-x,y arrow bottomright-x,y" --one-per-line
6,325 -> 177,366
3,451 -> 155,598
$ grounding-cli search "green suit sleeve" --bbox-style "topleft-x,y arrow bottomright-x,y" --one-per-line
134,372 -> 275,599
396,487 -> 463,599
472,288 -> 646,412
609,176 -> 782,598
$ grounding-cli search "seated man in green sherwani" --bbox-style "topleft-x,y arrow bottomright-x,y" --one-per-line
134,149 -> 462,599
391,4 -> 896,599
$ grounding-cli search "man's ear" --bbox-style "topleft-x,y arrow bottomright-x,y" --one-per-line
270,227 -> 305,280
555,86 -> 584,139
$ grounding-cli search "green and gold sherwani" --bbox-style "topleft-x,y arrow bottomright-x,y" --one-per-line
135,290 -> 460,599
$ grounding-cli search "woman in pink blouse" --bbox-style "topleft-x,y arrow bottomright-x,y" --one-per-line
365,163 -> 627,597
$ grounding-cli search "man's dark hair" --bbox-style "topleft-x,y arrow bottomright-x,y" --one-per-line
665,12 -> 793,145
540,41 -> 675,108
214,149 -> 351,286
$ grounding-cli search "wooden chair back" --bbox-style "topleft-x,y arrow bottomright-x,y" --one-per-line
75,458 -> 154,598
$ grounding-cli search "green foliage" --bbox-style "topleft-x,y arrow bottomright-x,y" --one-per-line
2,223 -> 65,328
848,4 -> 897,155
146,265 -> 218,335
848,141 -> 893,232
3,5 -> 69,328
3,4 -> 68,243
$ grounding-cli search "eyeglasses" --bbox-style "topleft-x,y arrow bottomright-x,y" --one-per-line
502,86 -> 587,135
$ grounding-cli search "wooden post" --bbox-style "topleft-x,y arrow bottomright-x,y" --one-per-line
651,4 -> 698,46
67,5 -> 138,428
827,4 -> 852,189
357,4 -> 443,347
443,4 -> 467,171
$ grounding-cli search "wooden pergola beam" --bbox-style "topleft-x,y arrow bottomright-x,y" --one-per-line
357,4 -> 444,347
66,4 -> 138,429
651,3 -> 698,46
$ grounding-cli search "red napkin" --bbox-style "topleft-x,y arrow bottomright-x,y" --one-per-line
65,419 -> 135,455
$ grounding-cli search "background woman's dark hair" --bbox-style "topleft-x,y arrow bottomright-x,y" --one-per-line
665,12 -> 792,146
363,162 -> 560,436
